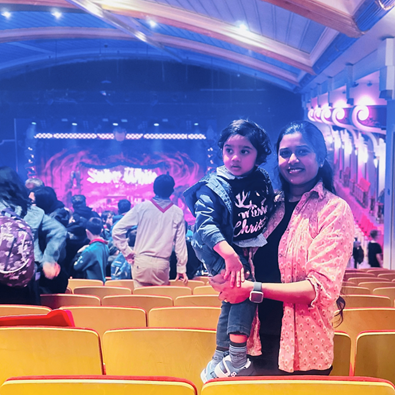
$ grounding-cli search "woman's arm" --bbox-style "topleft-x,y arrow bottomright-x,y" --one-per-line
210,277 -> 315,305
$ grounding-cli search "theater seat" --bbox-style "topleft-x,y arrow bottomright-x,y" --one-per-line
0,375 -> 197,395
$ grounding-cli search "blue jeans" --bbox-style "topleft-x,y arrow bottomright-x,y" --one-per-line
216,299 -> 257,349
205,247 -> 256,348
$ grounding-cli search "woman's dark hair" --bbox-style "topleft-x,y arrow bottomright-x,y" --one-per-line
0,166 -> 30,216
34,186 -> 61,214
276,121 -> 335,194
334,295 -> 346,326
218,119 -> 272,165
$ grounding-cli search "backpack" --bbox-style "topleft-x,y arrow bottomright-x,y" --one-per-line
0,208 -> 35,287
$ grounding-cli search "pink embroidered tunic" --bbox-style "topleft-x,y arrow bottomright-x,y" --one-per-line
248,182 -> 354,372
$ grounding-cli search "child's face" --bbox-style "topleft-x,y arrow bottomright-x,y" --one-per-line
222,134 -> 258,176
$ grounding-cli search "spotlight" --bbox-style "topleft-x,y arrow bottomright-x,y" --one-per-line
113,123 -> 119,126
154,123 -> 159,127
1,11 -> 11,18
52,11 -> 62,19
194,123 -> 199,126
72,123 -> 78,126
31,122 -> 37,125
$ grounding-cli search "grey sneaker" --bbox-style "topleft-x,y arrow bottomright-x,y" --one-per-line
201,359 -> 219,383
213,355 -> 255,378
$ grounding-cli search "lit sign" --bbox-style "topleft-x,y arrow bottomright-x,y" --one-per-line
87,168 -> 158,185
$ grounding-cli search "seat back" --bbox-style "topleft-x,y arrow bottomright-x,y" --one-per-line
192,276 -> 210,285
169,280 -> 205,291
74,286 -> 131,300
41,294 -> 101,309
201,377 -> 395,395
193,286 -> 219,295
347,277 -> 388,286
103,328 -> 216,393
60,306 -> 146,338
343,295 -> 391,308
377,273 -> 395,281
0,309 -> 74,327
331,332 -> 351,376
148,306 -> 220,329
355,331 -> 395,384
0,376 -> 197,395
102,295 -> 173,312
336,308 -> 395,370
133,286 -> 191,299
358,282 -> 395,293
105,280 -> 134,293
174,295 -> 221,307
373,287 -> 395,305
67,279 -> 103,292
0,327 -> 103,385
344,273 -> 376,281
341,286 -> 370,295
0,305 -> 51,317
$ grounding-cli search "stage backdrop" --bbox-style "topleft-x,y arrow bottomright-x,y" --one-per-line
35,137 -> 208,223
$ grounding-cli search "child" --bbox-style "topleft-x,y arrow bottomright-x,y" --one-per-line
73,217 -> 109,282
184,119 -> 274,381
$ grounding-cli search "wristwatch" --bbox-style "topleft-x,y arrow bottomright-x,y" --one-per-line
249,282 -> 264,303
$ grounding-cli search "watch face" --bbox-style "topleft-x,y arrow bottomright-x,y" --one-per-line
250,291 -> 263,303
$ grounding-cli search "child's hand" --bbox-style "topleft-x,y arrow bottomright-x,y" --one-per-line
224,253 -> 245,288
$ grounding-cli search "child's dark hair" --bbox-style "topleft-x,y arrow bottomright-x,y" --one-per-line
118,199 -> 131,215
153,174 -> 175,198
218,119 -> 272,165
85,217 -> 103,236
276,121 -> 335,194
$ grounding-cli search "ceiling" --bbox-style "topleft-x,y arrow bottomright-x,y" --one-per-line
0,0 -> 394,92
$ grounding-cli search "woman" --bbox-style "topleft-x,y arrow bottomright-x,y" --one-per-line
211,121 -> 354,375
0,167 -> 68,303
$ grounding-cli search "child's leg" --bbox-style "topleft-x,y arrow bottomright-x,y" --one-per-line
201,301 -> 231,383
214,299 -> 256,377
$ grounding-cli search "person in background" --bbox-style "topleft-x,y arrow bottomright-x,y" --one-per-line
352,239 -> 365,268
33,186 -> 71,228
112,174 -> 188,287
73,217 -> 109,282
210,121 -> 354,376
367,229 -> 383,268
111,228 -> 136,280
101,210 -> 115,241
0,167 -> 68,302
113,199 -> 131,225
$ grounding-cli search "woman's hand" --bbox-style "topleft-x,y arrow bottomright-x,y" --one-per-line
209,271 -> 253,304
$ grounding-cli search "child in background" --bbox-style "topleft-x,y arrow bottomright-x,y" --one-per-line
184,119 -> 274,381
73,217 -> 109,282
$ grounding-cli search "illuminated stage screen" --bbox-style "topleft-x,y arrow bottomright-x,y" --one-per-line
35,137 -> 207,222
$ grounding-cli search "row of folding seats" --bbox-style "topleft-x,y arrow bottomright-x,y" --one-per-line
67,278 -> 211,293
0,324 -> 394,391
0,375 -> 394,395
41,293 -> 221,309
0,305 -> 220,337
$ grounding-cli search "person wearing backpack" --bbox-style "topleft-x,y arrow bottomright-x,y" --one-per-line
0,167 -> 67,303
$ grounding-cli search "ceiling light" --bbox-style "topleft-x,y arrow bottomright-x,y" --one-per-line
194,123 -> 199,126
72,123 -> 78,126
52,11 -> 62,19
238,23 -> 248,31
154,123 -> 159,127
1,11 -> 11,18
148,20 -> 157,28
113,123 -> 119,126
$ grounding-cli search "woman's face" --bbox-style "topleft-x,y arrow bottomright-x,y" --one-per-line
278,131 -> 320,191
